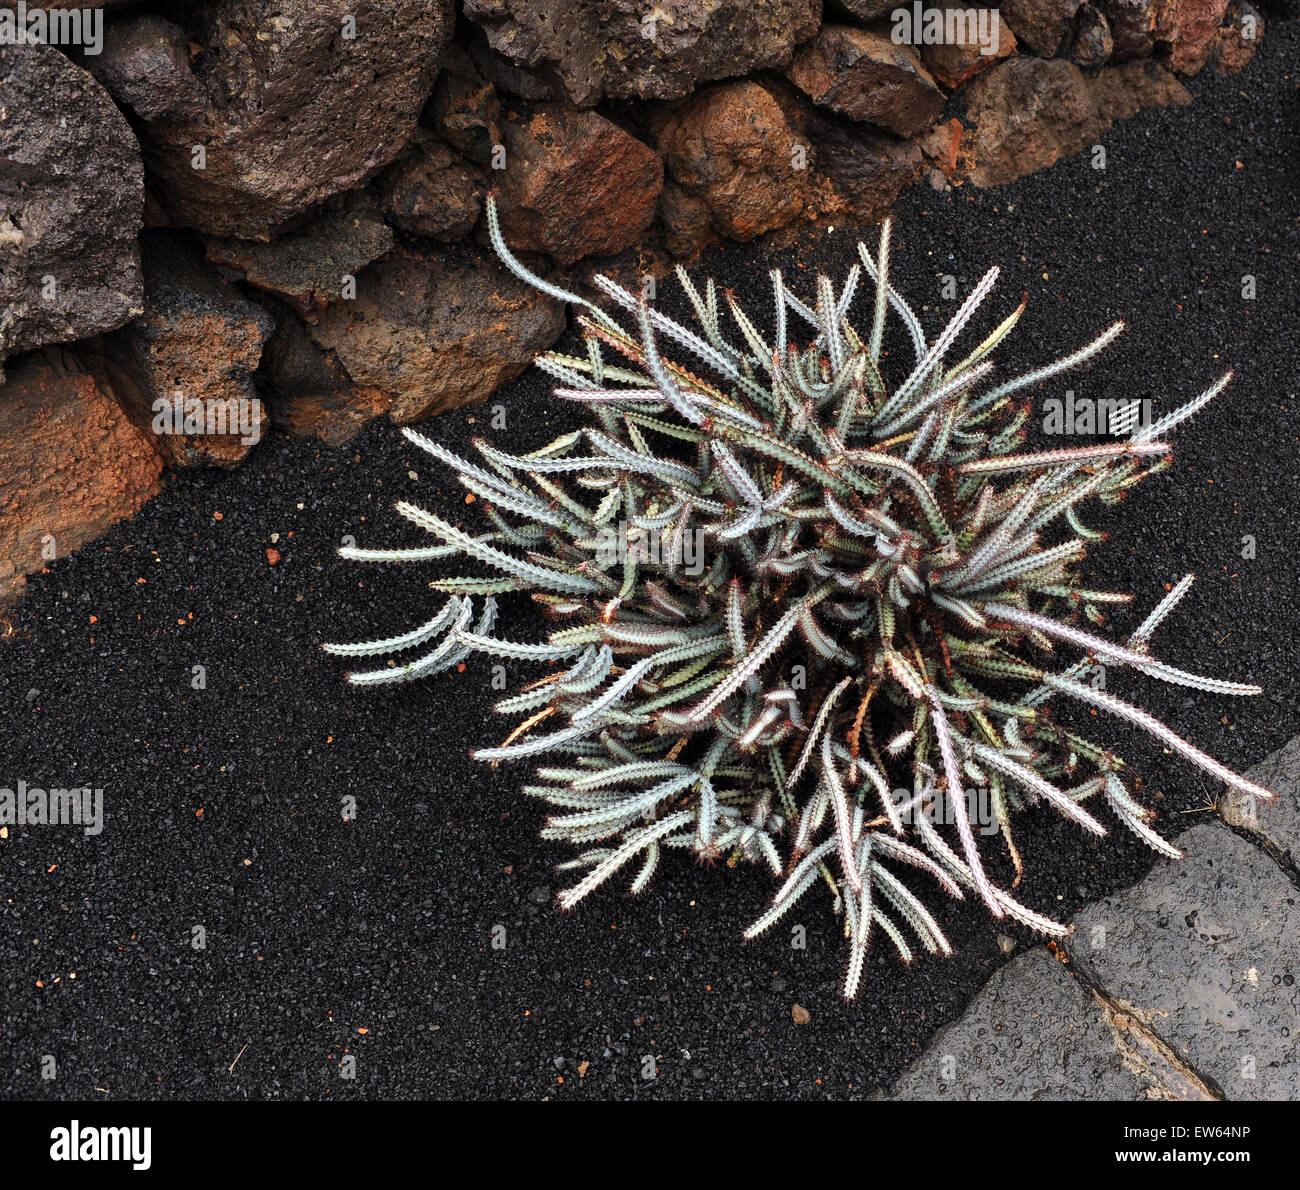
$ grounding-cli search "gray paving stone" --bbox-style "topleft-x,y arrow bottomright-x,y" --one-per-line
1065,821 -> 1300,1101
890,948 -> 1153,1100
1221,734 -> 1300,866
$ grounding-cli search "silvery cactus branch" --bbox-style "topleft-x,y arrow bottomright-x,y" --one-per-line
323,199 -> 1274,997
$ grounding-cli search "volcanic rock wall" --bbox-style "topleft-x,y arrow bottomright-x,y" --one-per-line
0,0 -> 1282,602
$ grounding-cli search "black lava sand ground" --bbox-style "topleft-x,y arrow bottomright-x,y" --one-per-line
3,28 -> 1298,1101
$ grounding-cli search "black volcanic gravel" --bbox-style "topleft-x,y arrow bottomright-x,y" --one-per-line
2,26 -> 1298,1101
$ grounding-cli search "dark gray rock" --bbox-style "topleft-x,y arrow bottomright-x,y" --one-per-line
259,296 -> 382,446
304,243 -> 566,423
0,44 -> 143,359
85,14 -> 206,123
802,111 -> 922,223
378,139 -> 484,243
829,0 -> 898,19
1066,821 -> 1300,1101
466,26 -> 554,101
95,1 -> 454,239
999,0 -> 1083,55
463,0 -> 822,107
890,739 -> 1300,1102
1071,3 -> 1116,65
890,948 -> 1149,1099
1098,0 -> 1174,61
1220,734 -> 1300,873
428,44 -> 503,166
205,193 -> 395,314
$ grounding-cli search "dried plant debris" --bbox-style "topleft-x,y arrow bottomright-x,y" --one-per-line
325,198 -> 1273,998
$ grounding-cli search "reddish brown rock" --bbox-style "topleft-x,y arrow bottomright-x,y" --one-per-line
1156,0 -> 1184,42
378,139 -> 484,243
966,56 -> 1190,187
86,231 -> 274,468
920,9 -> 1017,88
916,118 -> 967,178
304,245 -> 566,424
966,59 -> 1097,187
998,0 -> 1082,55
1168,0 -> 1233,72
0,352 -> 164,606
1207,1 -> 1264,72
648,82 -> 815,243
786,26 -> 945,137
0,44 -> 144,361
205,194 -> 395,314
463,0 -> 821,107
493,106 -> 663,265
95,1 -> 455,239
1090,56 -> 1194,117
